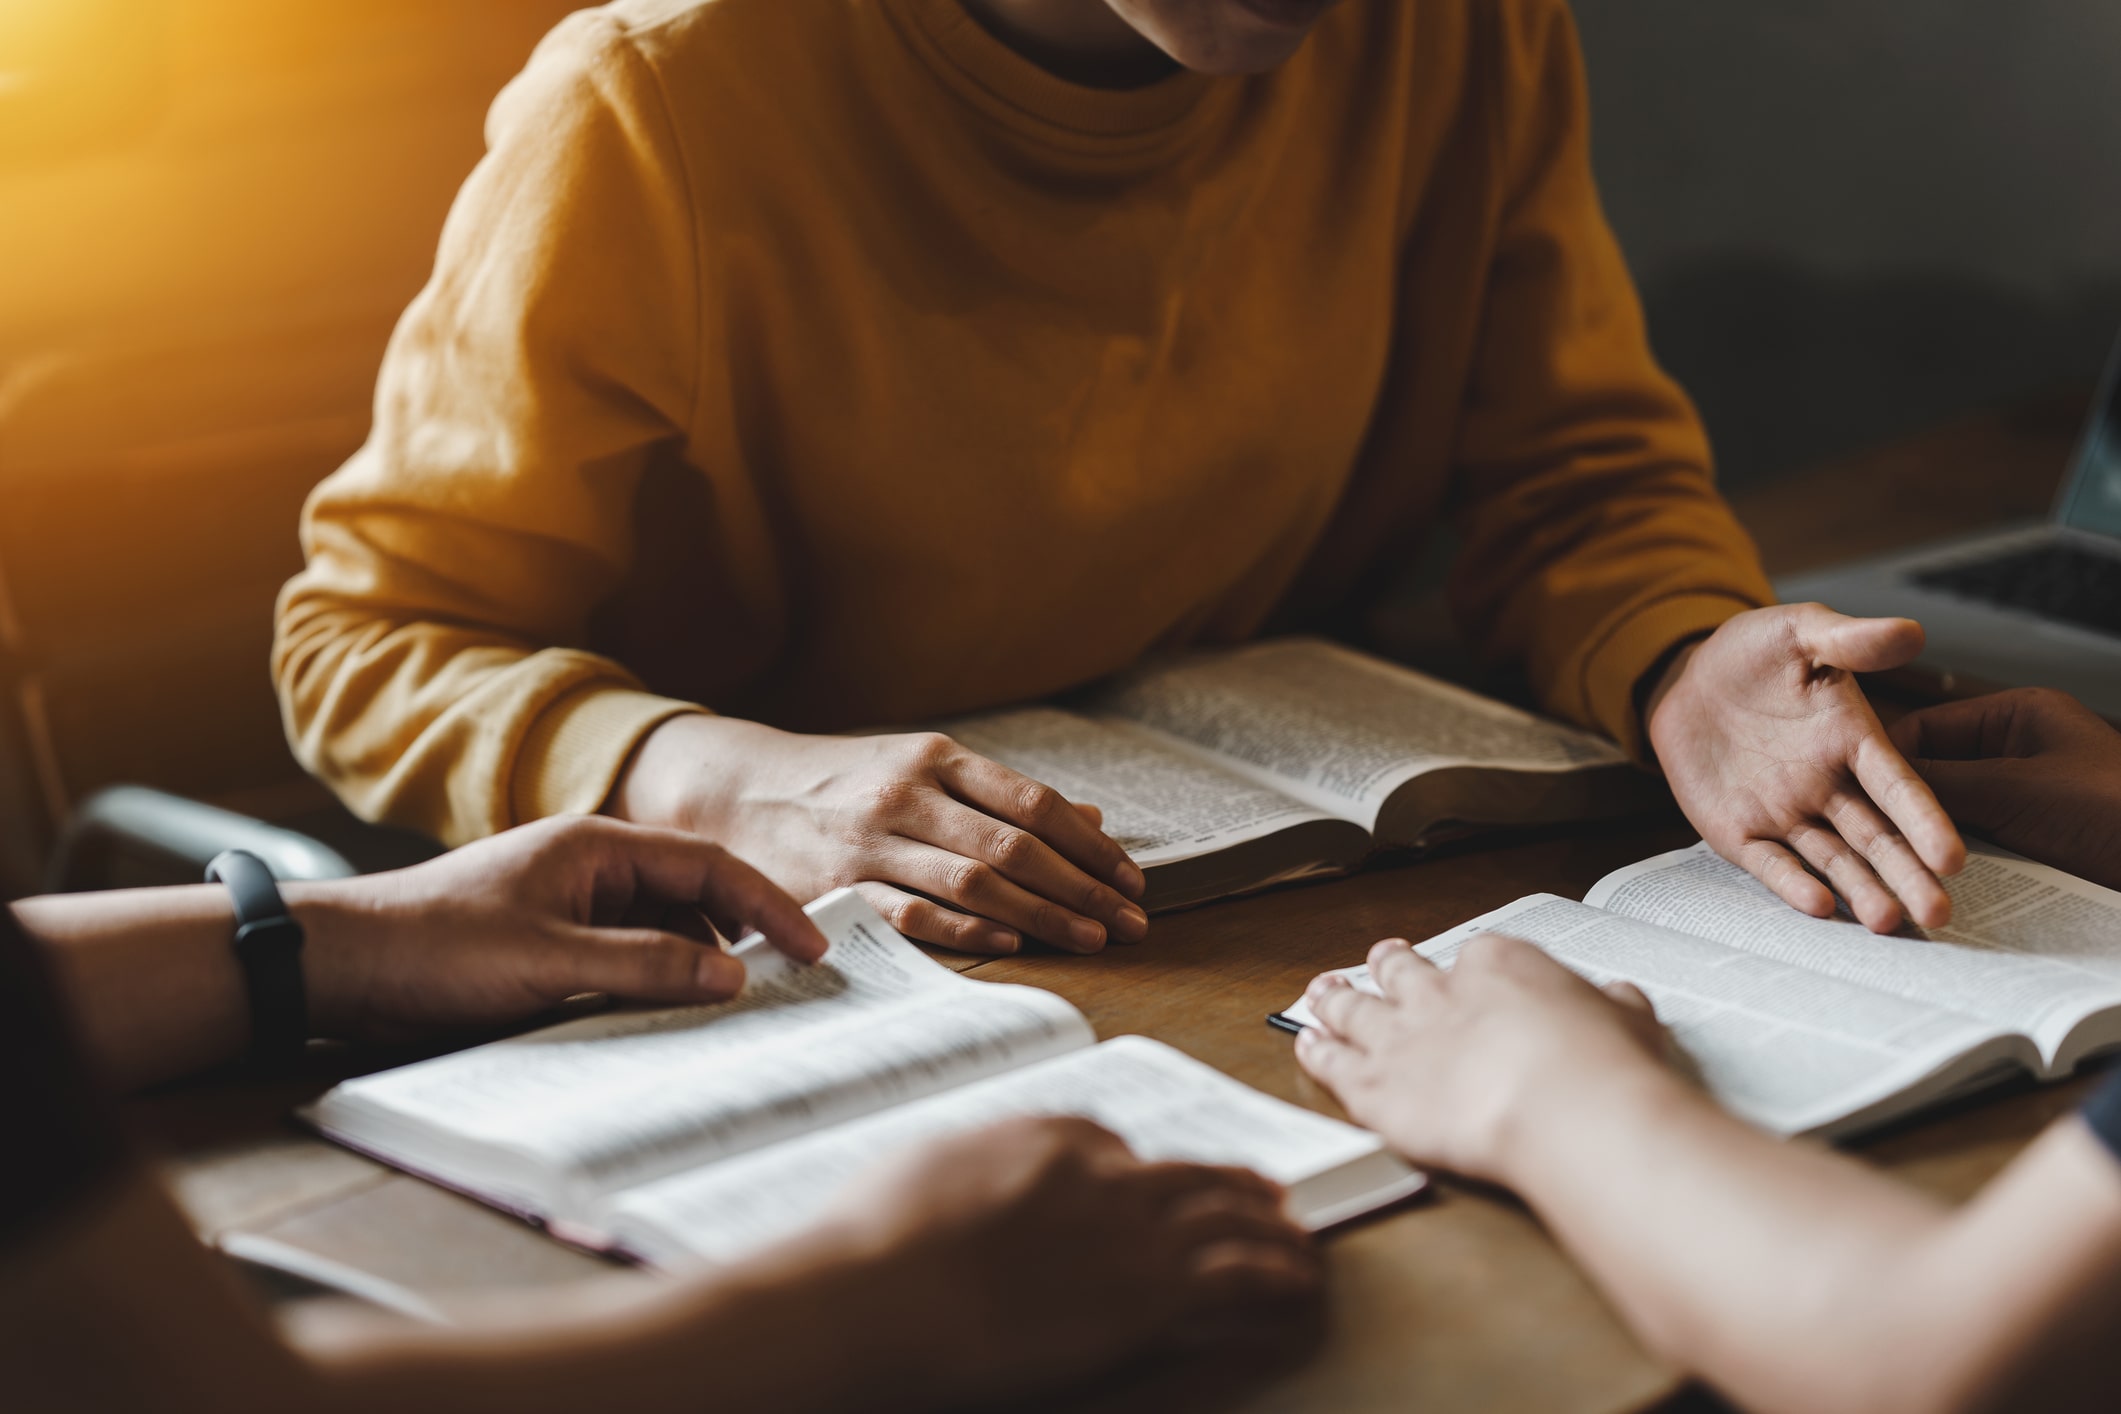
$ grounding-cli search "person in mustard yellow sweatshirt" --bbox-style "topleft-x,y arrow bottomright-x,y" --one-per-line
276,0 -> 1966,957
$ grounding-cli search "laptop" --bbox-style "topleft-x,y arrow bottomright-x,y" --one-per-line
1776,334 -> 2121,718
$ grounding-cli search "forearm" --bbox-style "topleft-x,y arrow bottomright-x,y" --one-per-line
13,879 -> 376,1091
276,586 -> 691,844
314,1219 -> 936,1414
1502,1068 -> 1954,1414
10,1170 -> 927,1414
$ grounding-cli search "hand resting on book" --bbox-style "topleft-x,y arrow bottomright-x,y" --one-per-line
296,814 -> 833,1044
609,715 -> 1150,955
1295,935 -> 1664,1183
16,814 -> 835,1089
1645,603 -> 1966,934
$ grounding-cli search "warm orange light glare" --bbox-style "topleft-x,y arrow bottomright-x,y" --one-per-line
0,0 -> 167,165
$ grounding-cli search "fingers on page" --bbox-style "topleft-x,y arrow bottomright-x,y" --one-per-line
883,837 -> 1108,953
619,824 -> 831,963
1303,974 -> 1389,1042
1823,791 -> 1954,928
1735,838 -> 1837,918
1365,938 -> 1433,997
907,800 -> 1145,945
1850,732 -> 1966,876
853,881 -> 1021,955
1293,1025 -> 1358,1086
1786,818 -> 1903,933
941,750 -> 1148,899
1599,980 -> 1655,1015
577,925 -> 745,1002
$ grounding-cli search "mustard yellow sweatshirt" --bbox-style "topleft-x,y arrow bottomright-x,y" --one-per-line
275,0 -> 1773,847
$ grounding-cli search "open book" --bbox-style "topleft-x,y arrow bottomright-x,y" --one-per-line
1276,842 -> 2121,1139
303,891 -> 1424,1270
942,637 -> 1656,912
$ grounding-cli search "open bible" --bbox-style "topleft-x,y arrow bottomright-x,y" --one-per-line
1276,842 -> 2121,1139
303,890 -> 1424,1270
942,637 -> 1656,912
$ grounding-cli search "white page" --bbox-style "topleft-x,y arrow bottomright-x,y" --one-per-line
1281,895 -> 2000,1135
1088,638 -> 1623,826
303,891 -> 1094,1214
604,1036 -> 1421,1268
944,706 -> 1335,866
1586,843 -> 2121,1062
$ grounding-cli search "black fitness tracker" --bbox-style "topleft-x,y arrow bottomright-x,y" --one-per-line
205,849 -> 308,1064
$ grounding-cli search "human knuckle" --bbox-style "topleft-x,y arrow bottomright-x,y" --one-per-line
885,897 -> 926,931
1013,780 -> 1062,821
945,858 -> 994,897
866,777 -> 929,819
988,826 -> 1039,870
903,731 -> 957,768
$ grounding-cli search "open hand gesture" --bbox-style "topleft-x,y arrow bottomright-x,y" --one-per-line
1645,603 -> 1964,932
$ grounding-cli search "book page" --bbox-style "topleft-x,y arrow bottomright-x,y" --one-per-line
1586,844 -> 2121,1064
303,891 -> 1094,1216
944,706 -> 1335,866
1281,895 -> 2004,1135
603,1036 -> 1422,1268
1088,638 -> 1623,827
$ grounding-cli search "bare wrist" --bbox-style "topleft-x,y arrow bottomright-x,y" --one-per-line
1490,1056 -> 1699,1192
604,713 -> 764,834
1638,639 -> 1702,760
282,876 -> 395,1040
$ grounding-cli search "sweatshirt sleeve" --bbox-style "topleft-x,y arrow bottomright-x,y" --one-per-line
273,12 -> 705,845
1444,0 -> 1774,761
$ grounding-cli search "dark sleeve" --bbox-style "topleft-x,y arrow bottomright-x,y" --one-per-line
2081,1067 -> 2121,1166
0,904 -> 128,1252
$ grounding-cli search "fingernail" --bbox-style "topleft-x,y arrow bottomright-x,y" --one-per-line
1116,861 -> 1147,898
987,929 -> 1020,954
1068,917 -> 1106,950
697,952 -> 742,993
1115,904 -> 1148,941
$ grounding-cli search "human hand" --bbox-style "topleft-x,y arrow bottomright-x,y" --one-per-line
294,814 -> 828,1043
1890,688 -> 2121,892
608,715 -> 1149,955
1294,935 -> 1671,1183
1645,603 -> 1965,933
811,1116 -> 1319,1405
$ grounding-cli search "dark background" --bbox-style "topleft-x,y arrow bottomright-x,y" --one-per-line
1575,0 -> 2121,494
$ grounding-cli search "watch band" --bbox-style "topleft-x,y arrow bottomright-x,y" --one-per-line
205,849 -> 308,1064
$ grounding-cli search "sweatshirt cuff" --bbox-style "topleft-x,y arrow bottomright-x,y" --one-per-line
1581,592 -> 1764,765
510,683 -> 707,825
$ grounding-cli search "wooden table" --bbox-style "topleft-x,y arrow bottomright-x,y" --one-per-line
132,392 -> 2095,1413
